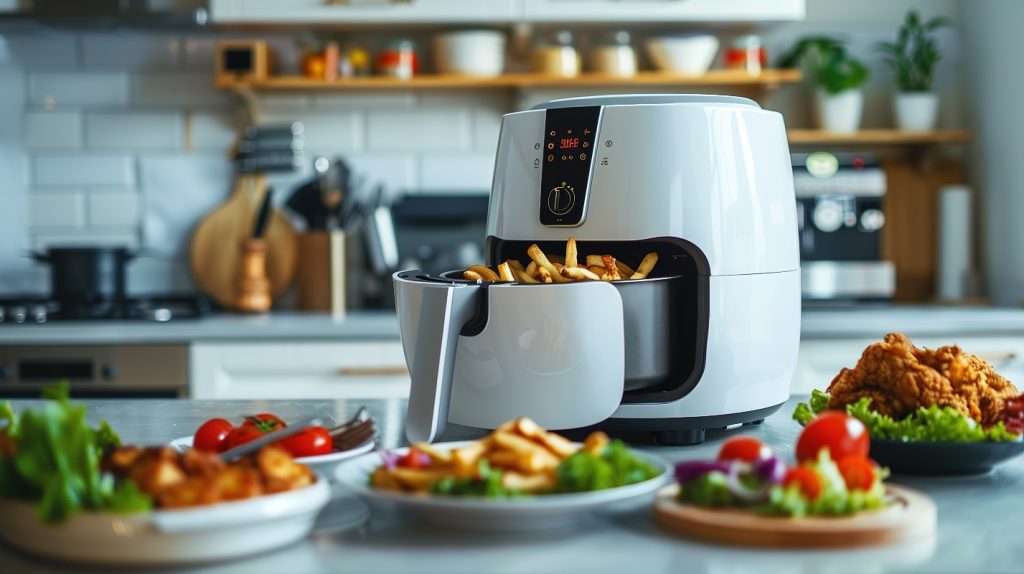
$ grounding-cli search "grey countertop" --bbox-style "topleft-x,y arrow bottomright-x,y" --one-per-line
5,305 -> 1024,346
1,396 -> 1021,574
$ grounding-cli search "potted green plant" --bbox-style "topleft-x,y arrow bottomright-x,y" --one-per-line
780,37 -> 870,134
876,11 -> 949,131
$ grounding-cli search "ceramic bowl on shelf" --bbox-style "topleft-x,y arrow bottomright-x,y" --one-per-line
433,30 -> 507,77
646,34 -> 720,76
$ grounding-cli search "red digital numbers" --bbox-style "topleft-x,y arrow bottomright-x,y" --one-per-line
559,137 -> 580,149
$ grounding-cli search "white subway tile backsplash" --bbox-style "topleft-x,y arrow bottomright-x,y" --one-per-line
88,191 -> 141,227
32,228 -> 139,250
314,92 -> 417,109
259,95 -> 310,116
418,152 -> 494,193
33,154 -> 135,186
27,192 -> 84,228
344,152 -> 418,193
82,33 -> 180,69
292,111 -> 363,151
3,34 -> 78,68
189,111 -> 239,150
25,110 -> 82,149
181,36 -> 217,71
367,109 -> 470,151
472,108 -> 503,152
85,112 -> 183,150
134,73 -> 234,107
29,73 -> 130,107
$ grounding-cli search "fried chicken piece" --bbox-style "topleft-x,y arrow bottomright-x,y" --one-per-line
257,445 -> 313,493
827,333 -> 1020,426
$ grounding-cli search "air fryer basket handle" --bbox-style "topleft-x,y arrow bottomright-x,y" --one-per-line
404,285 -> 479,444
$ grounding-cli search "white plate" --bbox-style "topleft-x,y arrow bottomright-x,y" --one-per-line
0,477 -> 330,566
170,436 -> 375,478
335,442 -> 672,532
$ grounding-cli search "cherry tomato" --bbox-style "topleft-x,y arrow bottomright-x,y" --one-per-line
279,427 -> 333,458
796,412 -> 869,463
226,424 -> 267,449
837,455 -> 877,491
240,413 -> 286,432
717,436 -> 772,463
396,448 -> 431,469
783,467 -> 823,500
193,418 -> 234,453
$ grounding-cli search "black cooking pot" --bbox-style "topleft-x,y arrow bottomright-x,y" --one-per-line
31,247 -> 136,318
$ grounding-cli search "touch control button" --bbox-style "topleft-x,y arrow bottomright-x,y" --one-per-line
547,184 -> 576,216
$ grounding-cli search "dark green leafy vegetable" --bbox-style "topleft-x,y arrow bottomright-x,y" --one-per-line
430,460 -> 523,498
793,389 -> 1020,442
677,471 -> 734,507
0,383 -> 152,524
553,439 -> 660,493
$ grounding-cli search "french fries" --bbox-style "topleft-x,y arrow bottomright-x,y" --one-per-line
369,417 -> 610,496
461,238 -> 659,285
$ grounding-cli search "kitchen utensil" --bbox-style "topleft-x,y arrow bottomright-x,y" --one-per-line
868,438 -> 1024,475
363,186 -> 399,274
0,479 -> 330,566
252,187 -> 274,238
335,442 -> 671,531
533,30 -> 579,77
243,122 -> 303,140
30,247 -> 135,319
646,34 -> 720,75
393,94 -> 799,445
590,30 -> 636,77
433,30 -> 506,76
236,238 -> 271,312
218,417 -> 324,462
190,173 -> 298,309
653,484 -> 936,548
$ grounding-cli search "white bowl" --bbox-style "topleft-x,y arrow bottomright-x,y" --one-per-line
170,436 -> 374,479
0,477 -> 330,566
433,30 -> 506,76
646,35 -> 720,76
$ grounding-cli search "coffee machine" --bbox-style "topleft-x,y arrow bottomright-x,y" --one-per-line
394,95 -> 800,445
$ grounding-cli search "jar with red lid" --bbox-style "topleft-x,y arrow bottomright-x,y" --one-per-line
724,35 -> 767,73
377,39 -> 420,79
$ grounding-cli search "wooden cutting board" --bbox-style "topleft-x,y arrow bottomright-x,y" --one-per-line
653,484 -> 936,548
189,173 -> 297,309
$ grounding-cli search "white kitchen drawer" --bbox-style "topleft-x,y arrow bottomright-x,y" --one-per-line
210,0 -> 520,24
522,0 -> 804,22
190,341 -> 410,400
795,336 -> 1024,395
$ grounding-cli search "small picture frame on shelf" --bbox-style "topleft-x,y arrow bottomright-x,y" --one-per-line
215,41 -> 269,86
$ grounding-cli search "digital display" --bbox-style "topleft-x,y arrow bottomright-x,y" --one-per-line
560,137 -> 580,149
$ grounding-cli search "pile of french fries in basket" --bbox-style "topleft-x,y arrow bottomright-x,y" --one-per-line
371,417 -> 611,494
463,238 -> 658,284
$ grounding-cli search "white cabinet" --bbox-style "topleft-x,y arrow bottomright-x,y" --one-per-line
521,0 -> 805,22
190,341 -> 410,400
795,336 -> 1024,395
210,0 -> 520,23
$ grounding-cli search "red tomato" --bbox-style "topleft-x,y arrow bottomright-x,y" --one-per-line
397,448 -> 431,469
717,436 -> 772,463
837,455 -> 877,491
783,467 -> 823,500
279,427 -> 333,458
226,424 -> 266,449
240,413 -> 286,431
193,418 -> 234,453
796,412 -> 869,463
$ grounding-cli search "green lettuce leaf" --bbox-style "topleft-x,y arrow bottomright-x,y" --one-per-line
553,439 -> 660,493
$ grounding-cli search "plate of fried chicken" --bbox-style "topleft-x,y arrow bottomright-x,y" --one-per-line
796,333 -> 1024,475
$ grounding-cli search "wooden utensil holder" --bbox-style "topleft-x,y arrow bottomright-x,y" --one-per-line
236,238 -> 272,312
296,230 -> 346,319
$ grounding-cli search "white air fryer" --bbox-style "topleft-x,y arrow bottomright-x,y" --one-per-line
394,94 -> 800,445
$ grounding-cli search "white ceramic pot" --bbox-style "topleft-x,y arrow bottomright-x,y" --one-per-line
894,91 -> 939,132
645,35 -> 719,76
816,89 -> 864,134
433,30 -> 506,77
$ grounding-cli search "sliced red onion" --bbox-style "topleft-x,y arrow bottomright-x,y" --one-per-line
675,460 -> 732,484
379,449 -> 399,470
753,456 -> 787,485
726,462 -> 771,503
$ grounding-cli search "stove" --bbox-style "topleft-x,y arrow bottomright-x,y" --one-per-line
0,295 -> 212,324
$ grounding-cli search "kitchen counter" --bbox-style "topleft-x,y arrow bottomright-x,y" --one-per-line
1,396 -> 1021,574
3,305 -> 1024,347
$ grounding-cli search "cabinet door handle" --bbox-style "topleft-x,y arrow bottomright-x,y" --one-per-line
337,366 -> 408,377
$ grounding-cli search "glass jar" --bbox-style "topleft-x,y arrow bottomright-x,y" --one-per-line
533,30 -> 580,77
724,35 -> 767,74
377,39 -> 419,79
590,30 -> 636,77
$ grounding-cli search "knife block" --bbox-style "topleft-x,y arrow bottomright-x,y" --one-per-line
296,230 -> 346,319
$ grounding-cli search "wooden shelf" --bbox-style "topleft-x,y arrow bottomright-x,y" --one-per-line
787,129 -> 972,146
223,69 -> 802,91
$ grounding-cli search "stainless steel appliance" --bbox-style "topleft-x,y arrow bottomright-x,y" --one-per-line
394,94 -> 801,445
794,151 -> 896,301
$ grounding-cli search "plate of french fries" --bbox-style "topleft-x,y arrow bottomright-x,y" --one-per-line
334,418 -> 671,531
461,238 -> 660,284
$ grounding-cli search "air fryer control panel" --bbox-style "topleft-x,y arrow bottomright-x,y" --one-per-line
539,106 -> 600,226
